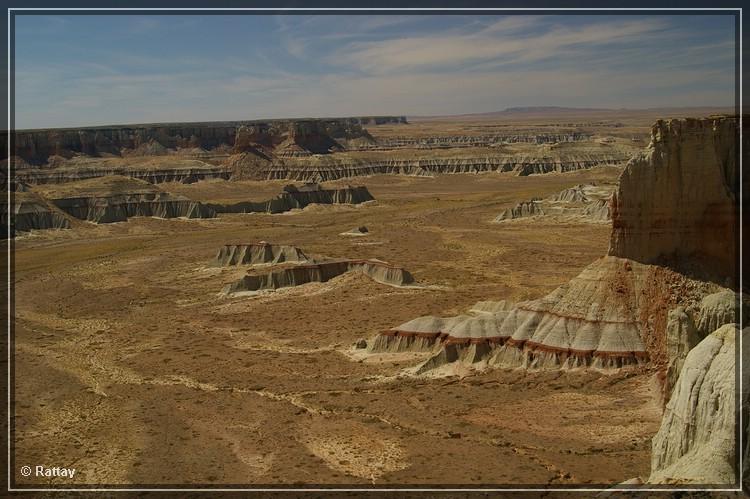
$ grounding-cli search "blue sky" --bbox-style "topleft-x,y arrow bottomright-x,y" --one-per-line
14,14 -> 736,129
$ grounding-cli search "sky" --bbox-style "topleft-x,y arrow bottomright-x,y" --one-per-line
14,14 -> 736,129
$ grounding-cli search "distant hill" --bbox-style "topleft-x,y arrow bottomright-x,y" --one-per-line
410,106 -> 736,122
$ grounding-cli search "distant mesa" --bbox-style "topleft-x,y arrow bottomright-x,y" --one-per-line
5,179 -> 376,237
494,183 -> 614,224
7,113 -> 638,186
4,117 -> 404,165
36,176 -> 216,224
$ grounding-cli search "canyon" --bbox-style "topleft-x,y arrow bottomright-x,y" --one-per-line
9,109 -> 743,489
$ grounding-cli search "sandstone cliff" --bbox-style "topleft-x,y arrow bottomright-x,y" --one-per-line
370,116 -> 738,376
609,116 -> 739,286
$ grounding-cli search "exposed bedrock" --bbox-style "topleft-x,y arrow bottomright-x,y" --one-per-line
52,193 -> 215,223
662,290 -> 746,400
494,183 -> 614,223
371,256 -> 722,373
695,290 -> 745,337
663,307 -> 700,400
373,117 -> 739,375
207,184 -> 374,214
261,153 -> 628,182
15,166 -> 231,185
347,132 -> 592,150
214,242 -> 309,266
3,193 -> 71,237
6,117 -> 398,164
608,116 -> 740,286
648,324 -> 743,485
37,176 -> 216,224
223,259 -> 414,294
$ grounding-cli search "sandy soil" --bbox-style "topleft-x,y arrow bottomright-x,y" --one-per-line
11,165 -> 663,487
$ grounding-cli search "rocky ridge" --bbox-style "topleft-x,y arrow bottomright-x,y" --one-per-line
494,183 -> 615,224
367,116 -> 739,377
206,183 -> 374,214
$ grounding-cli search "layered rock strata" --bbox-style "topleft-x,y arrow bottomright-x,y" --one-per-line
207,184 -> 373,214
215,242 -> 309,266
262,153 -> 628,182
223,259 -> 414,294
348,132 -> 592,150
609,116 -> 739,285
38,176 -> 215,224
52,192 -> 215,223
16,165 -> 231,185
369,116 -> 738,374
494,183 -> 614,224
6,117 -> 397,164
4,193 -> 71,236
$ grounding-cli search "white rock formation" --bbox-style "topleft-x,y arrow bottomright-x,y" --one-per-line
649,324 -> 741,485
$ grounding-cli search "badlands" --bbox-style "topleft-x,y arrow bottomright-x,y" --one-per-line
7,107 -> 745,487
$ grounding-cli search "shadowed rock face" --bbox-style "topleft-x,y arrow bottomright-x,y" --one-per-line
223,260 -> 414,294
52,193 -> 215,223
215,243 -> 309,266
608,116 -> 740,286
3,193 -> 71,236
36,176 -> 216,224
207,185 -> 374,214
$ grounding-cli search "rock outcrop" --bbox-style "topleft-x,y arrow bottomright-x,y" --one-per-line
223,259 -> 414,294
495,183 -> 614,224
348,132 -> 592,150
207,184 -> 374,214
38,176 -> 215,224
663,307 -> 700,399
649,324 -> 742,485
261,152 -> 629,182
695,290 -> 744,337
370,116 -> 738,376
5,117 -> 396,164
4,192 -> 71,236
371,257 -> 719,371
215,242 -> 309,266
16,164 -> 231,185
609,116 -> 739,285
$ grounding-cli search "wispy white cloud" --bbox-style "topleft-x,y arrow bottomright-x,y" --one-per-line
12,14 -> 736,128
329,18 -> 669,74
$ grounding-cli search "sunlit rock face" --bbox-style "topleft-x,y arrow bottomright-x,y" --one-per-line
608,116 -> 739,287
